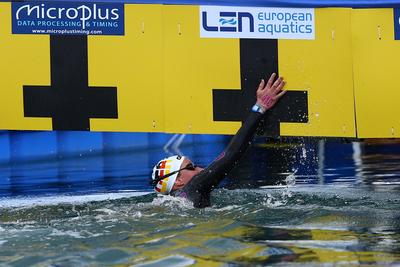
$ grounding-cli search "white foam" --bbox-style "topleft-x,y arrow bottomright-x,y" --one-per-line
145,234 -> 176,244
213,205 -> 241,211
93,208 -> 118,215
0,191 -> 151,209
259,185 -> 287,189
150,194 -> 194,209
373,181 -> 400,185
49,229 -> 84,239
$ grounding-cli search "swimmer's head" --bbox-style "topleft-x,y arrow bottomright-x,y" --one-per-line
150,155 -> 185,195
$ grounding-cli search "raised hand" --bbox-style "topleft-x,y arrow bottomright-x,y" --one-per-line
256,73 -> 286,113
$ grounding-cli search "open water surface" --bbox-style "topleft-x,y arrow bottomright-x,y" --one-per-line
0,139 -> 400,266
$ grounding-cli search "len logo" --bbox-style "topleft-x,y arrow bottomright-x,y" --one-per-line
202,11 -> 255,32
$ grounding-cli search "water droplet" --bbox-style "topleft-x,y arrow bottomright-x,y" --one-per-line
302,147 -> 307,159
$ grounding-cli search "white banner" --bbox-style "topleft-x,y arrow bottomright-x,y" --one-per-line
200,6 -> 315,40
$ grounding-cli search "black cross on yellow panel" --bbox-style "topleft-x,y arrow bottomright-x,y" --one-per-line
23,35 -> 118,131
213,39 -> 308,137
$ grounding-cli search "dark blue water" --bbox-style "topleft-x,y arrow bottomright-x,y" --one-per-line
0,138 -> 400,266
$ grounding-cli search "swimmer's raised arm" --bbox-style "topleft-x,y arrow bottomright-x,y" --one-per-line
151,73 -> 287,208
187,73 -> 287,199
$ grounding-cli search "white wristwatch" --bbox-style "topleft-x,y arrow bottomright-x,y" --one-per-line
251,104 -> 265,114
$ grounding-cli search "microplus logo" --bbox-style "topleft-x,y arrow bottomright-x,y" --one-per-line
200,6 -> 314,40
12,2 -> 124,36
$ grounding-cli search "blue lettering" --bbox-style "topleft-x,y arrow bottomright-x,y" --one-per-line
238,12 -> 254,32
266,24 -> 273,35
202,12 -> 218,32
305,13 -> 313,22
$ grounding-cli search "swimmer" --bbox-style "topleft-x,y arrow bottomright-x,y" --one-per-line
150,73 -> 286,208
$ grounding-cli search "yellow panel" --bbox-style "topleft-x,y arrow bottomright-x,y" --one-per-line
163,5 -> 241,134
279,8 -> 356,137
352,9 -> 400,138
89,4 -> 164,132
0,2 -> 51,130
1,4 -> 384,139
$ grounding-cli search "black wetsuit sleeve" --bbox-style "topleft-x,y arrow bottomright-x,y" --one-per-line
181,111 -> 264,208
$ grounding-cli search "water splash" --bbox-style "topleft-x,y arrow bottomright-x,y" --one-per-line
150,194 -> 194,210
261,193 -> 287,207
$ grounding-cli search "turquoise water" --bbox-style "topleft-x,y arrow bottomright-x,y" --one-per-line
0,140 -> 400,266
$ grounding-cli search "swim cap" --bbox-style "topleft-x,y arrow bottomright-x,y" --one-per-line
151,155 -> 185,195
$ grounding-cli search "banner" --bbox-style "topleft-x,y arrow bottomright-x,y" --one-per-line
12,2 -> 124,35
200,6 -> 314,39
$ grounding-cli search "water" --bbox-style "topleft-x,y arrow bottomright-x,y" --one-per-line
1,139 -> 400,266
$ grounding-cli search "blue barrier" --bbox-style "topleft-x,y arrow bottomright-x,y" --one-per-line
0,131 -> 230,164
0,130 -> 231,196
0,131 -> 10,163
103,132 -> 149,151
10,131 -> 57,161
57,131 -> 103,157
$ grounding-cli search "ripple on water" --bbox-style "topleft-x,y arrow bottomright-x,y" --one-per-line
0,188 -> 399,266
134,255 -> 196,267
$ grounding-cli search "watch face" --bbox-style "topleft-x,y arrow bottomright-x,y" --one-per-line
252,104 -> 264,114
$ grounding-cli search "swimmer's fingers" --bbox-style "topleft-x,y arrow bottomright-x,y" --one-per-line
266,73 -> 276,90
273,79 -> 286,94
272,77 -> 284,93
257,79 -> 265,92
276,89 -> 287,99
